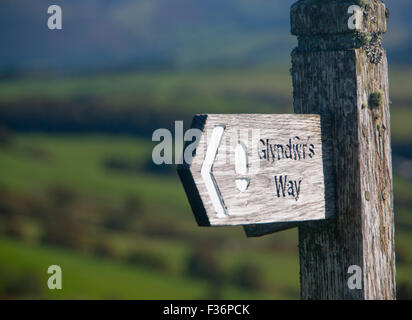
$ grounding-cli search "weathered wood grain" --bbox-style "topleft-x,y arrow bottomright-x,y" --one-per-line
178,114 -> 334,226
291,0 -> 395,300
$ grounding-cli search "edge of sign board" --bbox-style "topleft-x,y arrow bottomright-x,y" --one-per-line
178,167 -> 210,226
177,114 -> 211,226
244,222 -> 299,237
319,114 -> 335,220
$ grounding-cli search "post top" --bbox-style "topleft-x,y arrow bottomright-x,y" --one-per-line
291,0 -> 387,36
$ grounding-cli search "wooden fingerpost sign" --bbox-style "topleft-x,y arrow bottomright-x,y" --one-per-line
178,0 -> 395,300
178,114 -> 334,226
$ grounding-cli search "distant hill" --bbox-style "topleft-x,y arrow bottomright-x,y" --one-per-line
0,0 -> 410,73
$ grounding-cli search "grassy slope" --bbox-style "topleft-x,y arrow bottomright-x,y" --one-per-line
0,235 -> 301,299
0,135 -> 186,212
0,236 -> 209,299
0,134 -> 410,299
0,134 -> 301,299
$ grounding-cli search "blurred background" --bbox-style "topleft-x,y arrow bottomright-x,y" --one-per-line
0,0 -> 411,299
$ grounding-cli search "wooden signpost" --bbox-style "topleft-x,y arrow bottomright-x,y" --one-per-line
178,114 -> 334,226
178,0 -> 395,300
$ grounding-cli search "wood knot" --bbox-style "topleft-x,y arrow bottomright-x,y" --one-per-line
381,189 -> 387,201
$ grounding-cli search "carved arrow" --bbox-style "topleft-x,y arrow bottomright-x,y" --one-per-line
200,125 -> 227,218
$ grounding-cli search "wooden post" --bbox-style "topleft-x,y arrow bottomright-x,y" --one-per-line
291,0 -> 395,299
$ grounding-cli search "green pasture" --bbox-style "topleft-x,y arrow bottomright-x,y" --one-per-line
0,134 -> 186,212
0,134 -> 303,299
0,134 -> 410,299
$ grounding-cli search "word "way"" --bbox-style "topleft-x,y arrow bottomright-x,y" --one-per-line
274,175 -> 302,201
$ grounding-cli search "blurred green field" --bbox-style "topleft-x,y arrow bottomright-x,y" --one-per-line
0,65 -> 292,114
0,66 -> 411,141
0,236 -> 209,299
0,134 -> 300,299
0,135 -> 184,209
0,133 -> 410,299
0,66 -> 411,299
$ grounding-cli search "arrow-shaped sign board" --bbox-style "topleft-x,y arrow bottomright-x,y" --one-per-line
178,114 -> 334,227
